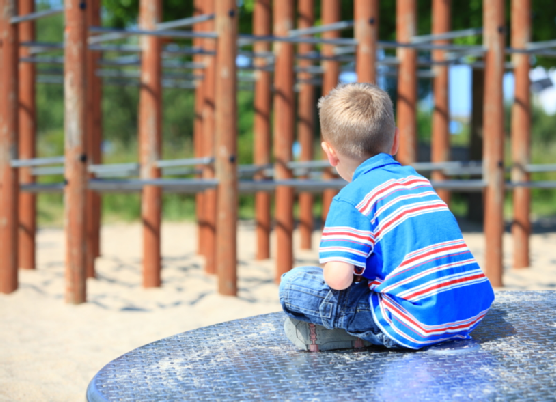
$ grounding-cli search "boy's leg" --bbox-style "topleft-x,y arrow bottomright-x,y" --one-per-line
340,280 -> 404,349
279,267 -> 371,351
279,266 -> 335,328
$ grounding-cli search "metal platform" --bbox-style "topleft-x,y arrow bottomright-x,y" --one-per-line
86,291 -> 556,401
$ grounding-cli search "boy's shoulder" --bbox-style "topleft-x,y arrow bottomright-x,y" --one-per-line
335,158 -> 423,209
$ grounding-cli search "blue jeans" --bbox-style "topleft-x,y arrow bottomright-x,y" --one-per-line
279,266 -> 402,349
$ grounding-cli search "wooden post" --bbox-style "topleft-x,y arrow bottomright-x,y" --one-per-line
511,0 -> 531,269
297,0 -> 314,250
18,0 -> 35,270
86,0 -> 102,277
396,0 -> 417,166
202,0 -> 217,275
254,0 -> 272,259
0,0 -> 19,294
274,0 -> 295,282
139,0 -> 162,288
355,0 -> 378,84
321,0 -> 340,222
431,0 -> 451,204
194,0 -> 205,256
483,0 -> 505,287
215,0 -> 238,296
64,0 -> 88,303
91,0 -> 102,261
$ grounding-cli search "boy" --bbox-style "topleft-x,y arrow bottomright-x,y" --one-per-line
279,83 -> 495,351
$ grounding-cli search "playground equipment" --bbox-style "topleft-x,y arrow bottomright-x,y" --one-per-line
1,0 -> 556,303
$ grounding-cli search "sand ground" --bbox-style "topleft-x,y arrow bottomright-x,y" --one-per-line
1,220 -> 555,401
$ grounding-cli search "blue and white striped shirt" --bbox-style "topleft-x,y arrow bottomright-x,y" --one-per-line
319,153 -> 495,349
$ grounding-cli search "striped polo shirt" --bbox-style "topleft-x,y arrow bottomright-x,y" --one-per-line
319,153 -> 495,349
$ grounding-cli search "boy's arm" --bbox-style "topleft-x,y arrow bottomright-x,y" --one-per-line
323,261 -> 355,290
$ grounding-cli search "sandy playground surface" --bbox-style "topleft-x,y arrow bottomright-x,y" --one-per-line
1,219 -> 556,401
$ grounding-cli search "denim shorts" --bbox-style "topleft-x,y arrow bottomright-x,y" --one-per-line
279,266 -> 402,349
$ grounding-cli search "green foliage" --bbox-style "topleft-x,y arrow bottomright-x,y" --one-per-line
32,1 -> 556,225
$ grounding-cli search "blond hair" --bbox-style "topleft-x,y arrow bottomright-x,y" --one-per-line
318,83 -> 396,159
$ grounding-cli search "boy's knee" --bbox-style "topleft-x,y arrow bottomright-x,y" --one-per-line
279,266 -> 322,296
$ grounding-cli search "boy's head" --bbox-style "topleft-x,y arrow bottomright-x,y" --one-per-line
318,83 -> 396,160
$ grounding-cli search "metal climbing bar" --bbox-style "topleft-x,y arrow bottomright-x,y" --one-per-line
89,26 -> 218,40
11,156 -> 65,167
11,7 -> 64,24
288,20 -> 354,37
412,27 -> 483,43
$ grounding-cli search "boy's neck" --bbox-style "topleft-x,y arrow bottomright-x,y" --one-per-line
337,154 -> 369,182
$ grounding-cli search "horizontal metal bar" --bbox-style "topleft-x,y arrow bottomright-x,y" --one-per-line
11,8 -> 64,24
20,56 -> 64,64
527,39 -> 556,51
238,34 -> 357,47
89,26 -> 218,40
88,44 -> 216,57
89,163 -> 139,174
525,164 -> 556,173
237,164 -> 272,175
95,69 -> 202,80
89,178 -> 219,193
11,156 -> 65,167
289,20 -> 354,37
412,28 -> 483,43
295,66 -> 325,74
156,13 -> 215,31
288,160 -> 330,169
382,70 -> 437,79
20,41 -> 65,54
296,51 -> 354,62
238,179 -> 347,193
155,157 -> 214,168
429,180 -> 486,191
411,161 -> 483,171
20,183 -> 65,193
89,44 -> 142,52
37,75 -> 198,89
506,181 -> 556,189
379,40 -> 485,53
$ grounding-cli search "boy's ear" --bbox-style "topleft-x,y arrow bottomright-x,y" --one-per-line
321,141 -> 339,167
390,127 -> 400,156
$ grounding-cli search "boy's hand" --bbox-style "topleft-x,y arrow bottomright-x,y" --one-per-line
323,261 -> 355,290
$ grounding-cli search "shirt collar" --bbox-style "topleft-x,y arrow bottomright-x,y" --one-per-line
352,153 -> 400,180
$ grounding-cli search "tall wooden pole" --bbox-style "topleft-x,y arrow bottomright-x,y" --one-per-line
297,0 -> 314,250
91,0 -> 102,261
65,0 -> 88,303
355,0 -> 378,84
431,0 -> 451,204
254,0 -> 272,259
194,0 -> 205,257
321,0 -> 340,223
18,0 -> 35,270
139,0 -> 162,288
215,0 -> 238,296
202,0 -> 217,275
0,0 -> 19,294
86,0 -> 102,278
274,0 -> 295,282
511,0 -> 531,269
483,0 -> 506,287
396,0 -> 417,166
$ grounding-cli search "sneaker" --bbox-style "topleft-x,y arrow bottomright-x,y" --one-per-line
284,317 -> 371,352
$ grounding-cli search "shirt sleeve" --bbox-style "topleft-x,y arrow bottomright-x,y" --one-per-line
319,198 -> 375,272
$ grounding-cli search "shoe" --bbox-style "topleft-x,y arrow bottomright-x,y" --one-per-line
284,317 -> 371,352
